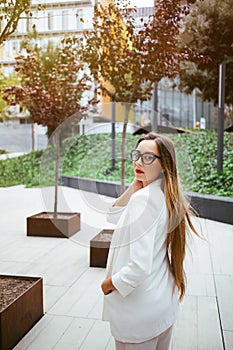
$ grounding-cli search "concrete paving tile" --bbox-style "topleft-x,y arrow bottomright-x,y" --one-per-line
205,219 -> 233,275
184,219 -> 213,275
13,314 -> 54,350
215,275 -> 233,331
0,186 -> 230,350
172,295 -> 223,350
186,273 -> 215,297
79,320 -> 112,350
52,317 -> 95,350
43,285 -> 69,312
105,337 -> 115,350
224,330 -> 233,350
48,268 -> 104,317
17,315 -> 73,350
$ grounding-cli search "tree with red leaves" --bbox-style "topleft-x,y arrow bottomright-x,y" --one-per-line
4,38 -> 92,131
3,37 -> 94,216
82,0 -> 203,191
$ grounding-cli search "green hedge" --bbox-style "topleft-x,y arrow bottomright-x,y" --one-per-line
0,150 -> 43,187
0,131 -> 232,197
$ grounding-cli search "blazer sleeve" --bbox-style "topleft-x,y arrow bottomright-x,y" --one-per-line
106,205 -> 126,225
111,194 -> 165,298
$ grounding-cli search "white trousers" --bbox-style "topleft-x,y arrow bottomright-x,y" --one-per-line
115,325 -> 173,350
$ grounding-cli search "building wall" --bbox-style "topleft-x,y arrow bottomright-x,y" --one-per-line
0,0 -> 93,75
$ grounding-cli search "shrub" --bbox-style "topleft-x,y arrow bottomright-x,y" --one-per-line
0,131 -> 232,197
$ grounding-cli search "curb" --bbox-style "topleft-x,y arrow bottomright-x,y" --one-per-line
0,152 -> 27,160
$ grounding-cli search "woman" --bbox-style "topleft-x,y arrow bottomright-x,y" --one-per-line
101,132 -> 199,350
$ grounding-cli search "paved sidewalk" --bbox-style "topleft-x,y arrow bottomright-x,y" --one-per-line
0,186 -> 232,350
0,152 -> 27,160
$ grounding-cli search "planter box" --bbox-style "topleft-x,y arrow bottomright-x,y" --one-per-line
62,176 -> 123,198
188,191 -> 233,225
27,212 -> 81,238
62,176 -> 233,225
90,229 -> 114,268
0,275 -> 43,350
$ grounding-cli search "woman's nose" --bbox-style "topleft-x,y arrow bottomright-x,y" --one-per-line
135,157 -> 143,165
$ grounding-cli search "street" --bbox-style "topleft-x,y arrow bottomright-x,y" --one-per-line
0,122 -> 48,153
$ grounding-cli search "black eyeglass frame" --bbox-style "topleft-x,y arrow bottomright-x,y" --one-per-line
130,149 -> 162,165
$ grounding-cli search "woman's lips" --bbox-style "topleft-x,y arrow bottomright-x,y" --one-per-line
135,169 -> 144,174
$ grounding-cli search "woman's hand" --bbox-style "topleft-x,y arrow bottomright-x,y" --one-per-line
113,178 -> 143,207
131,178 -> 143,192
101,278 -> 116,295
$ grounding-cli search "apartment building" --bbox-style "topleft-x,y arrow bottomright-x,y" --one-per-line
0,0 -> 216,129
0,0 -> 93,75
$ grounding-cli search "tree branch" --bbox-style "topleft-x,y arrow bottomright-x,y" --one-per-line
0,0 -> 30,45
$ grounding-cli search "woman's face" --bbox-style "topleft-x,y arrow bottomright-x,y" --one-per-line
133,140 -> 163,186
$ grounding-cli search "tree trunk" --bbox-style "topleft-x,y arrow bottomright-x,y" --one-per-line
111,100 -> 116,169
152,82 -> 158,132
31,123 -> 35,151
121,104 -> 131,194
54,132 -> 60,219
217,62 -> 226,173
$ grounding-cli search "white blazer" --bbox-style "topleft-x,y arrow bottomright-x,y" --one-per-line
102,178 -> 180,343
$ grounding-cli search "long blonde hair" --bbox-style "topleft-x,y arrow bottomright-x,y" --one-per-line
136,132 -> 199,300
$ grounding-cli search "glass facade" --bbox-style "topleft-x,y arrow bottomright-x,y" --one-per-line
158,88 -> 216,129
141,85 -> 217,130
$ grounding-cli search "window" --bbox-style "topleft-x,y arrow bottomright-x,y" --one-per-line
76,9 -> 84,30
12,40 -> 20,57
48,12 -> 53,31
26,15 -> 32,32
62,10 -> 68,30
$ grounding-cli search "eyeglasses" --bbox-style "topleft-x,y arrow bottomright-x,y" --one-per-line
130,150 -> 161,165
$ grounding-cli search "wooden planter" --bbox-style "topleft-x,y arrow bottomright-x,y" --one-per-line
27,212 -> 81,238
90,229 -> 114,268
0,275 -> 43,350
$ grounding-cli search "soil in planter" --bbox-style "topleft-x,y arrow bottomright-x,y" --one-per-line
33,213 -> 76,219
96,232 -> 113,241
0,277 -> 35,312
